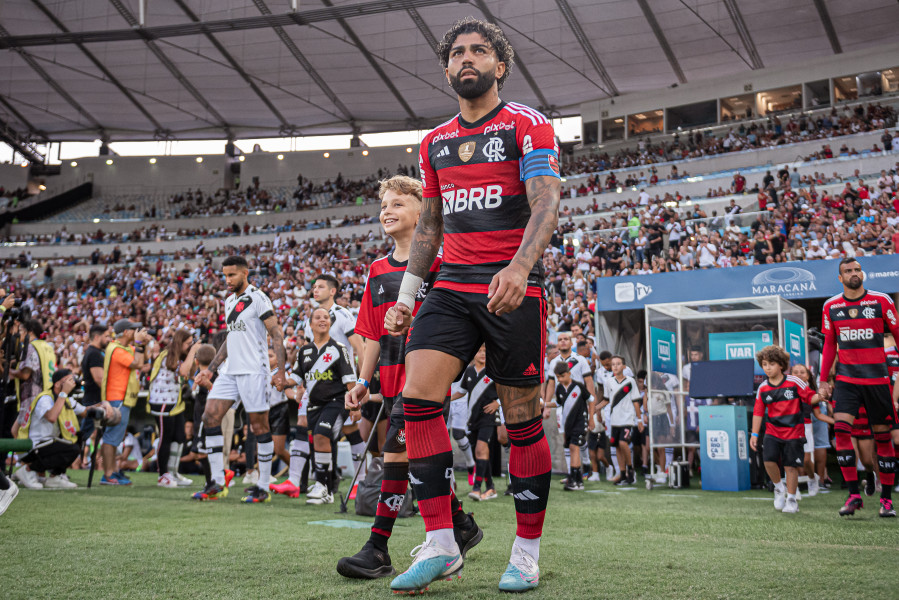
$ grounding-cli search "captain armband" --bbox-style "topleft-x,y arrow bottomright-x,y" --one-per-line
519,149 -> 561,180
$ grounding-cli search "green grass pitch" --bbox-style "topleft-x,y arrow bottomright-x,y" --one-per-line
2,471 -> 896,599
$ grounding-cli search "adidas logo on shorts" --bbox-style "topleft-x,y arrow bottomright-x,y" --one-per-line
523,363 -> 539,377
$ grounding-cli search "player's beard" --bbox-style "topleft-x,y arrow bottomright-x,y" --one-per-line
449,66 -> 495,100
845,276 -> 862,290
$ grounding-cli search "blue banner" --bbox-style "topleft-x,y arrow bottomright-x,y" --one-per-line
709,331 -> 774,377
650,327 -> 677,375
783,319 -> 806,367
597,255 -> 899,311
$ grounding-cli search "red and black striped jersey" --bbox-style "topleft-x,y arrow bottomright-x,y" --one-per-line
355,252 -> 442,398
418,101 -> 560,293
821,290 -> 899,385
754,374 -> 816,440
887,345 -> 899,393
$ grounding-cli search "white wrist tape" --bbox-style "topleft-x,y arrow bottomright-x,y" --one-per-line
396,272 -> 424,311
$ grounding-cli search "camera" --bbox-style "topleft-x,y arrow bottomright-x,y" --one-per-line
3,297 -> 27,321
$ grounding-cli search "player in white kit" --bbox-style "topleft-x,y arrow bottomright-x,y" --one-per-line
192,256 -> 288,503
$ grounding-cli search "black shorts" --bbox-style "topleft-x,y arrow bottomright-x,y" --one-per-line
361,399 -> 388,424
383,396 -> 406,455
475,426 -> 495,444
762,435 -> 804,468
268,402 -> 290,437
631,426 -> 645,446
610,426 -> 634,447
405,287 -> 547,387
685,429 -> 699,444
833,381 -> 896,427
307,401 -> 348,443
564,416 -> 588,448
587,430 -> 605,451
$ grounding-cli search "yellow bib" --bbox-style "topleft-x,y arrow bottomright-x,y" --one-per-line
15,339 -> 56,409
102,342 -> 141,408
147,350 -> 185,416
17,391 -> 79,443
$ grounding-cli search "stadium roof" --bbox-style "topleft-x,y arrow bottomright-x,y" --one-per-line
2,0 -> 898,153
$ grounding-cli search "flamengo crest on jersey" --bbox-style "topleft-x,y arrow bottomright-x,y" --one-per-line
221,285 -> 275,376
822,290 -> 899,385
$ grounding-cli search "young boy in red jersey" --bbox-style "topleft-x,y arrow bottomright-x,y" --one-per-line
750,345 -> 821,514
336,175 -> 482,580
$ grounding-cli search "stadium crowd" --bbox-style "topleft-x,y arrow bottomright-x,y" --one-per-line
560,102 -> 897,176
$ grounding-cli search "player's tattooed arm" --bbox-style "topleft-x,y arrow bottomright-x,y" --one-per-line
487,175 -> 560,315
208,342 -> 228,373
408,196 -> 444,279
514,175 -> 561,274
264,314 -> 288,391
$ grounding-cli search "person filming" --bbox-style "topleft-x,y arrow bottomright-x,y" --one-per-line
13,369 -> 112,489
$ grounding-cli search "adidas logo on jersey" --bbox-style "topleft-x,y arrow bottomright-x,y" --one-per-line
436,145 -> 450,158
836,310 -> 846,317
513,490 -> 540,501
378,284 -> 384,295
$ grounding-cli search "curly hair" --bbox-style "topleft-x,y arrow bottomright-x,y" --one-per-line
378,174 -> 422,202
755,344 -> 790,372
436,16 -> 514,91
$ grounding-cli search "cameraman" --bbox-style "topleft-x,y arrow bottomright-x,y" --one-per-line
80,323 -> 111,442
12,369 -> 111,489
10,319 -> 56,415
99,319 -> 150,486
0,294 -> 23,440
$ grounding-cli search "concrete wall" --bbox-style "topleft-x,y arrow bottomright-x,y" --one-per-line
0,163 -> 30,192
7,147 -> 897,260
581,42 -> 899,124
0,221 -> 385,261
240,145 -> 420,190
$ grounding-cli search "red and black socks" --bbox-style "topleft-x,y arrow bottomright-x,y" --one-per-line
369,461 -> 409,552
507,416 -> 551,540
874,431 -> 896,500
404,397 -> 454,534
834,421 -> 859,495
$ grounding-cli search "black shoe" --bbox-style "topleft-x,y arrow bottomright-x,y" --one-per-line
503,487 -> 513,496
241,485 -> 271,503
454,512 -> 484,559
336,543 -> 395,579
839,494 -> 864,516
865,473 -> 876,497
563,481 -> 582,491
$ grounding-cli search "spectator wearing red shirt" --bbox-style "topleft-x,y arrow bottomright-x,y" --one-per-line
750,345 -> 820,514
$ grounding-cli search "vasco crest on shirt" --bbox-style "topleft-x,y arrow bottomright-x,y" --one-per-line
458,141 -> 476,162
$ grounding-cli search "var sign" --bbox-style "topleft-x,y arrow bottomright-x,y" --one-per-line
725,343 -> 755,360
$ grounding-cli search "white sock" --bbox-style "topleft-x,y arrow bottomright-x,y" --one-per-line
457,436 -> 475,468
206,432 -> 225,485
208,451 -> 225,485
288,439 -> 309,487
513,536 -> 540,562
564,447 -> 571,471
775,481 -> 785,493
257,439 -> 274,488
425,528 -> 456,551
787,493 -> 796,501
168,443 -> 181,475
